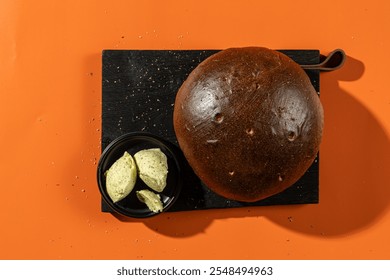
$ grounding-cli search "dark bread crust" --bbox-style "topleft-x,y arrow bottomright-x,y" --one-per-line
173,47 -> 324,202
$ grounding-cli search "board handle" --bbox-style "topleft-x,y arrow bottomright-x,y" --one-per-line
301,49 -> 346,71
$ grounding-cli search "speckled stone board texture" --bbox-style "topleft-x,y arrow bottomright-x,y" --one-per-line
101,50 -> 320,213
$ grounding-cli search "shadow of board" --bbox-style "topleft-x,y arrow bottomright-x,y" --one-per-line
261,55 -> 390,237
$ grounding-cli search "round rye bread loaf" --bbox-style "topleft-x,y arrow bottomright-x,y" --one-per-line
173,47 -> 324,202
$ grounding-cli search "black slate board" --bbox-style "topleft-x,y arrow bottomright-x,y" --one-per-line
101,49 -> 320,213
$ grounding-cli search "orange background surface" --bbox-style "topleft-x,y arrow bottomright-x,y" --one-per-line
1,0 -> 390,260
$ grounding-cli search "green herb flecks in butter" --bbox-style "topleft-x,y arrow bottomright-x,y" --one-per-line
134,148 -> 168,192
136,189 -> 164,213
105,151 -> 137,203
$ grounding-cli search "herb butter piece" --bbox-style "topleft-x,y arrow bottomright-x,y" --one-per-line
134,148 -> 168,192
136,189 -> 163,213
105,151 -> 137,203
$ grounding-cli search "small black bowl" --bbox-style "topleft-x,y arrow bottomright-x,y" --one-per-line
97,132 -> 183,218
